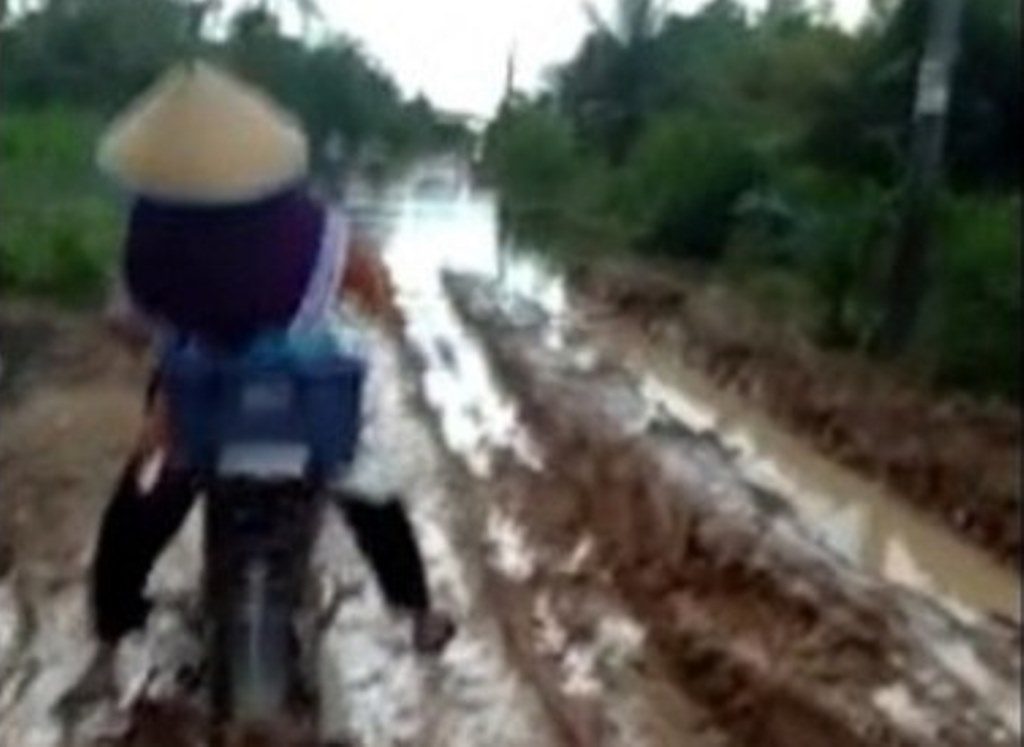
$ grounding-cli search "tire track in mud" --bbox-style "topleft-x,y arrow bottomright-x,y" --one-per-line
307,330 -> 561,747
381,257 -> 735,747
443,272 -> 1021,747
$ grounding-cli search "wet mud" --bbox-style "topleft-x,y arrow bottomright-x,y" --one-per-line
1,166 -> 1019,746
445,272 -> 1020,747
571,264 -> 1021,567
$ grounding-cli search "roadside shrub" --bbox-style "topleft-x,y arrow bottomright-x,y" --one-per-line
788,173 -> 893,347
729,185 -> 800,266
617,113 -> 762,260
727,169 -> 893,346
484,103 -> 580,210
1,108 -> 119,304
1,199 -> 118,304
919,193 -> 1021,399
0,107 -> 105,182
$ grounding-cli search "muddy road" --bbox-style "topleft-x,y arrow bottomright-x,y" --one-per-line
569,264 -> 1021,568
0,163 -> 1019,745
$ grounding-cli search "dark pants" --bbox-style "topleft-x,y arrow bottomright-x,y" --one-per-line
91,459 -> 432,644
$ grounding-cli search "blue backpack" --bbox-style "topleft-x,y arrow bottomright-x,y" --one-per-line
160,323 -> 367,481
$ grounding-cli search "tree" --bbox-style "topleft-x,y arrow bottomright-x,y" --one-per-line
556,0 -> 667,161
1,0 -> 465,174
0,0 -> 192,109
646,1 -> 750,113
805,0 -> 1020,190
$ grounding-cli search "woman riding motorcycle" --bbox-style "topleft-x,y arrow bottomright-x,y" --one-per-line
67,61 -> 454,706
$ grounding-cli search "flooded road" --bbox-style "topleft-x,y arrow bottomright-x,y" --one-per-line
353,162 -> 1018,626
0,158 -> 1019,746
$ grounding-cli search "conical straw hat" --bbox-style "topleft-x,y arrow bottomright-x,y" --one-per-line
97,61 -> 309,204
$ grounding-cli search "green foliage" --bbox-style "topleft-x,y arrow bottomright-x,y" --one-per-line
729,176 -> 1021,400
0,0 -> 472,303
805,0 -> 1021,189
727,170 -> 886,344
218,7 -> 472,173
484,101 -> 580,209
781,172 -> 892,346
616,114 -> 762,259
224,23 -> 407,168
486,0 -> 1020,400
0,106 -> 102,179
0,108 -> 119,304
646,3 -> 752,114
945,0 -> 1021,189
556,0 -> 668,161
1,0 -> 470,174
920,194 -> 1021,398
0,198 -> 119,303
0,0 -> 191,111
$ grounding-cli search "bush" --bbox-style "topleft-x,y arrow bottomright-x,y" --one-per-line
726,169 -> 894,347
788,172 -> 893,347
729,185 -> 800,265
1,198 -> 118,303
617,113 -> 762,259
485,102 -> 580,210
919,193 -> 1021,399
0,107 -> 106,184
726,176 -> 1020,400
0,108 -> 119,304
0,0 -> 190,111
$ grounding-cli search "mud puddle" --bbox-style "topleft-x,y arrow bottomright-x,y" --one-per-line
445,273 -> 1020,746
361,166 -> 1017,628
618,338 -> 1019,624
363,169 -> 1018,744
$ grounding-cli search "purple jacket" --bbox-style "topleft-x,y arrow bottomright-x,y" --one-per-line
123,187 -> 324,349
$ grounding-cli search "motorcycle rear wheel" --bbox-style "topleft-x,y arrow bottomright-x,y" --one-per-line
204,478 -> 319,732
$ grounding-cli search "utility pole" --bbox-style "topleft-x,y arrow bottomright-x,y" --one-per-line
503,43 -> 517,106
875,0 -> 964,355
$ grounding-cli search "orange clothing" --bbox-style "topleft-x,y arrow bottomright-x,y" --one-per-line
339,243 -> 402,327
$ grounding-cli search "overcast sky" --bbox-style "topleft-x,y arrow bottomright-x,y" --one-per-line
283,0 -> 869,118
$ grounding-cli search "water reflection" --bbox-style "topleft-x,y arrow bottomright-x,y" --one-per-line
637,353 -> 1020,623
348,167 -> 549,475
348,159 -> 1019,624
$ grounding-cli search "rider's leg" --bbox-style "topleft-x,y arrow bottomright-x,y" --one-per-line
59,459 -> 197,714
336,495 -> 454,652
338,497 -> 428,609
91,372 -> 198,643
90,457 -> 198,643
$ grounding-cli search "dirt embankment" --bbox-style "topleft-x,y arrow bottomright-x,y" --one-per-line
0,303 -> 146,570
568,264 -> 1021,568
447,274 -> 1020,747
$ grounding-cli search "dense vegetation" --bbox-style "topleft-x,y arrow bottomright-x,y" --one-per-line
0,0 -> 469,304
483,0 -> 1021,400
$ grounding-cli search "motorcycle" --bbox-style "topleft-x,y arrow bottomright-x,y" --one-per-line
162,323 -> 365,740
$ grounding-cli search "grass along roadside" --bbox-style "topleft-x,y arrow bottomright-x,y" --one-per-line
1,107 -> 124,307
